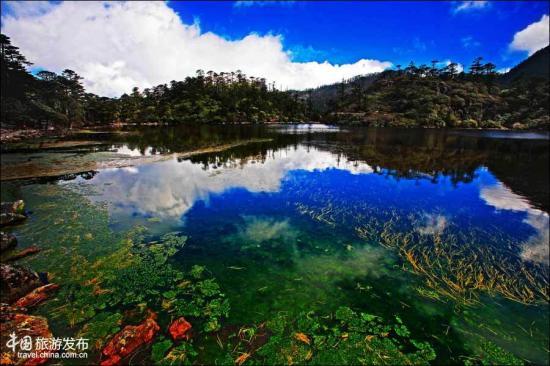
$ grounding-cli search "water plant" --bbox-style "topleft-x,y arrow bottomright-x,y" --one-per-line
220,306 -> 436,365
294,198 -> 548,305
44,225 -> 229,364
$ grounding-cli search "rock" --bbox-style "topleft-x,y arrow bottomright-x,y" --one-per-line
0,264 -> 45,304
100,311 -> 160,366
168,317 -> 192,341
14,283 -> 59,308
6,246 -> 41,262
0,231 -> 17,252
0,313 -> 53,366
0,303 -> 28,322
0,200 -> 27,227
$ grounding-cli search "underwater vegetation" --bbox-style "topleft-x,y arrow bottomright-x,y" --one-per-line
294,196 -> 548,306
53,227 -> 230,339
2,126 -> 548,365
220,306 -> 437,365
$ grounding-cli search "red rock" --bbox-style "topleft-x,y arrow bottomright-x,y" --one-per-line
168,317 -> 192,341
0,313 -> 53,366
7,246 -> 41,262
100,311 -> 159,366
14,283 -> 59,308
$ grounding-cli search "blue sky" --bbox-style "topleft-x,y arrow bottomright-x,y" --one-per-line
1,1 -> 548,96
170,1 -> 548,69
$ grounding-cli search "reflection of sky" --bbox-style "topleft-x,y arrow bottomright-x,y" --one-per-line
76,145 -> 373,220
66,143 -> 548,266
480,182 -> 549,265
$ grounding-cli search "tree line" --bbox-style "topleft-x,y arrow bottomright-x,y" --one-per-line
308,53 -> 549,129
0,33 -> 305,130
1,33 -> 548,130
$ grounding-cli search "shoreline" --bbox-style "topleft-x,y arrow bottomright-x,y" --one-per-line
2,124 -> 548,144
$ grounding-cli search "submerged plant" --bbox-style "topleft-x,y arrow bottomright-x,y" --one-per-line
221,306 -> 436,365
48,225 -> 229,363
295,197 -> 549,306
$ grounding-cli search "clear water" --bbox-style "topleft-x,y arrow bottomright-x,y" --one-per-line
1,125 -> 548,364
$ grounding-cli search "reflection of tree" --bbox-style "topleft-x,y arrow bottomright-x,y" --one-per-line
77,125 -> 547,212
177,127 -> 548,212
307,128 -> 548,211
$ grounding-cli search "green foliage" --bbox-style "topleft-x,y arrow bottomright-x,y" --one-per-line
226,307 -> 436,365
51,226 -> 229,349
156,342 -> 198,366
151,338 -> 174,364
77,312 -> 123,350
308,57 -> 548,129
1,33 -> 305,128
463,341 -> 524,366
4,32 -> 547,130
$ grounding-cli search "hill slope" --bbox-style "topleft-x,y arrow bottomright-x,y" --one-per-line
300,52 -> 549,129
501,46 -> 549,84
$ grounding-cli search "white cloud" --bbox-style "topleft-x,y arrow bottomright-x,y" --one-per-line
438,59 -> 464,73
1,1 -> 391,97
480,182 -> 549,265
510,14 -> 550,55
452,1 -> 489,14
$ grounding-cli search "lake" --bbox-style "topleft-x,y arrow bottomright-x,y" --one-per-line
1,125 -> 548,365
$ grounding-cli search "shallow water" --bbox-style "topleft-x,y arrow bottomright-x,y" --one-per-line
1,125 -> 549,364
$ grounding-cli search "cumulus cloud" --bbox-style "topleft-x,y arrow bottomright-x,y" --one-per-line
1,1 -> 391,97
510,14 -> 550,55
480,182 -> 549,265
452,1 -> 489,14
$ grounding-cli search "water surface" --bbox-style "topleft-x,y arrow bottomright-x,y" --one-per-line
2,125 -> 548,364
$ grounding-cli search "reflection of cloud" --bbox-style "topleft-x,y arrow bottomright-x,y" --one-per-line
235,216 -> 297,244
113,146 -> 156,157
297,245 -> 396,280
269,123 -> 342,134
521,212 -> 549,265
416,214 -> 447,235
480,183 -> 549,265
86,145 -> 373,220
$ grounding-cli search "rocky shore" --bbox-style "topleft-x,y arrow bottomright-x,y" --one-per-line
0,200 -> 59,365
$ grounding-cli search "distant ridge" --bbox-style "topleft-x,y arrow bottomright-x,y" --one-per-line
501,46 -> 549,83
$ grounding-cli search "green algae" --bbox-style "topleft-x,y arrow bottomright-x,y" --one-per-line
219,306 -> 436,365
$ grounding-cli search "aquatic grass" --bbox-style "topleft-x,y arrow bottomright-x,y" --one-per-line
372,223 -> 549,305
295,200 -> 549,306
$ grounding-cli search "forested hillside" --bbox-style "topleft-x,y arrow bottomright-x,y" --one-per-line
1,33 -> 548,131
301,53 -> 549,129
500,46 -> 549,84
0,34 -> 305,130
